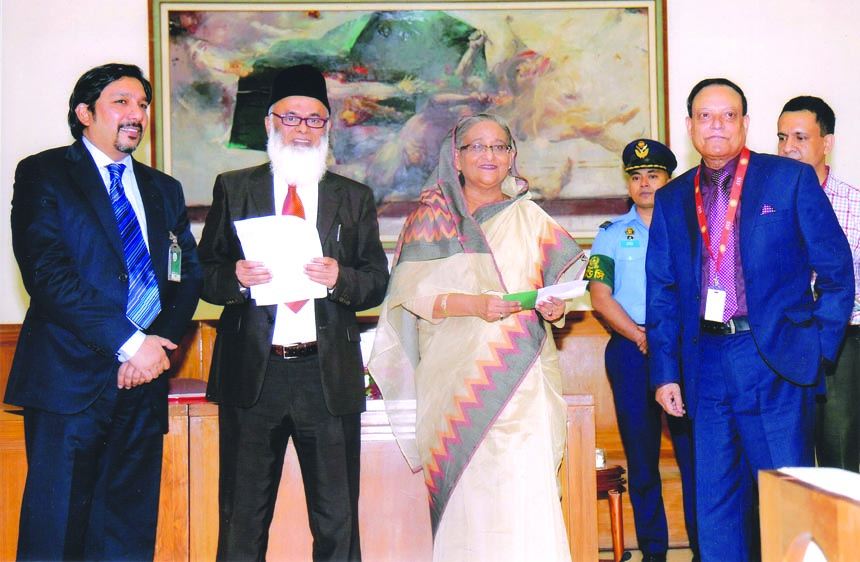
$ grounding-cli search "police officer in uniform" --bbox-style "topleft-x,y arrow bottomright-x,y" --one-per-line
586,139 -> 698,562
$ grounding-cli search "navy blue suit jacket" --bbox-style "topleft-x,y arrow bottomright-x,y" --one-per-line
6,141 -> 202,429
646,151 -> 853,418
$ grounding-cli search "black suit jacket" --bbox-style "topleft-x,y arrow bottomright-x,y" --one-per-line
198,163 -> 389,416
6,141 -> 202,429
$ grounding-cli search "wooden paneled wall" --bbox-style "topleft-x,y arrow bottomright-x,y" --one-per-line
0,313 -> 692,552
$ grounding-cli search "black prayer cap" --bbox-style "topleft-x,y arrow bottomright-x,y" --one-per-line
622,139 -> 677,175
267,64 -> 331,115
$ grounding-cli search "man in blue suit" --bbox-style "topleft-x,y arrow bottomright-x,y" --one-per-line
645,78 -> 853,561
7,63 -> 202,560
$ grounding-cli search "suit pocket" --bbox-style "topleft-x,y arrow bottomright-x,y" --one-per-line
217,306 -> 242,333
755,209 -> 788,226
784,302 -> 815,327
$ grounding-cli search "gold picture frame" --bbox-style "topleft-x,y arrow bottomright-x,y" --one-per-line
149,0 -> 667,237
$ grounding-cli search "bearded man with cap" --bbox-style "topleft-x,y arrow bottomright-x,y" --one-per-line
585,139 -> 698,562
198,64 -> 389,561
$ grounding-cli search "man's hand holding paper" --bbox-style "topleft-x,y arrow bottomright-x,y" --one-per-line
234,215 -> 329,305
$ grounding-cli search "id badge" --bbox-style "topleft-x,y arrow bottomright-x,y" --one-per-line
704,287 -> 726,322
168,232 -> 182,282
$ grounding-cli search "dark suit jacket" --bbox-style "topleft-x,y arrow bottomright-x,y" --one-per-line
6,141 -> 202,429
646,151 -> 853,417
198,163 -> 389,416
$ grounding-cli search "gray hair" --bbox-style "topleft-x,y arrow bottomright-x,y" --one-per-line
453,113 -> 517,152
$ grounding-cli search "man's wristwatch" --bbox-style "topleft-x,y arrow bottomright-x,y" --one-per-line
238,283 -> 250,298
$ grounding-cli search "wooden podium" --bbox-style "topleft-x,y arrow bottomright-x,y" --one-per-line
760,468 -> 860,562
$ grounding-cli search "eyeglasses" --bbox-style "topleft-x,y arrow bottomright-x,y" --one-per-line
459,142 -> 512,155
269,112 -> 329,129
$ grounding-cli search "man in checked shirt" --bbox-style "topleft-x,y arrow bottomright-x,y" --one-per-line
778,95 -> 860,472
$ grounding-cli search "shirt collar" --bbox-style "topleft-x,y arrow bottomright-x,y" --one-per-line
702,152 -> 742,189
81,135 -> 133,172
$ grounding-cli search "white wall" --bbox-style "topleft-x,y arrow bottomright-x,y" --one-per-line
0,0 -> 151,322
666,1 -> 860,173
2,0 -> 859,322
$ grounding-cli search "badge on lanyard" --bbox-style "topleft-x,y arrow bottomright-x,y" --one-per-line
704,287 -> 727,322
168,232 -> 181,282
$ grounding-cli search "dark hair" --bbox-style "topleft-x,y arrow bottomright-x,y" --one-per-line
780,95 -> 835,136
686,78 -> 747,117
67,63 -> 152,140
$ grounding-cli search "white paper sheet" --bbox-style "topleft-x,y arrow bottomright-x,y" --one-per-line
233,215 -> 327,305
778,466 -> 860,502
536,280 -> 589,304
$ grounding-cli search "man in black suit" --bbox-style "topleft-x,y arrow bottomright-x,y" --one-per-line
7,63 -> 202,560
198,64 -> 389,561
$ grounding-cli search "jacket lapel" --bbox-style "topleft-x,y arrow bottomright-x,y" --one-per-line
134,161 -> 169,288
738,151 -> 766,243
317,174 -> 342,244
681,171 -> 703,289
249,163 -> 276,217
66,142 -> 126,262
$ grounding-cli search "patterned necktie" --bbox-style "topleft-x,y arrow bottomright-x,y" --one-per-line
709,169 -> 737,322
107,163 -> 161,329
282,184 -> 308,312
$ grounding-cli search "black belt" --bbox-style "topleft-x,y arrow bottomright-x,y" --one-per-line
271,342 -> 318,358
845,324 -> 860,336
700,316 -> 751,335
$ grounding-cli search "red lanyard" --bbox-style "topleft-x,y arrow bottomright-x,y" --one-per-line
694,147 -> 750,274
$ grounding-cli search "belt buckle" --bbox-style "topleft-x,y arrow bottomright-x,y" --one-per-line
701,319 -> 729,335
725,318 -> 737,335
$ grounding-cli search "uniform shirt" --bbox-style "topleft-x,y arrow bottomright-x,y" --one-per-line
585,206 -> 649,325
822,167 -> 860,324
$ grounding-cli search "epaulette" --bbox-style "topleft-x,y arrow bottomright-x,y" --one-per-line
598,220 -> 613,230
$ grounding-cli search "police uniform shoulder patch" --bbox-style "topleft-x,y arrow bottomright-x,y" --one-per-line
598,220 -> 613,230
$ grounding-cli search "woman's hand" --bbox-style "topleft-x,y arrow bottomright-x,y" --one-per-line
434,293 -> 521,322
535,296 -> 566,323
476,294 -> 521,323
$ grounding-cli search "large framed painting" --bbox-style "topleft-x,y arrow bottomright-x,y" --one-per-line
150,0 -> 667,238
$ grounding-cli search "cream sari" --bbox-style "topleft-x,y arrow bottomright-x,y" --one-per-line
368,133 -> 585,561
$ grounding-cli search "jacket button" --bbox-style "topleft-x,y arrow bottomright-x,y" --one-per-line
119,273 -> 128,282
693,337 -> 698,344
267,317 -> 274,324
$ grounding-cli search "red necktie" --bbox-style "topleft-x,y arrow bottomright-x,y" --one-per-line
282,183 -> 305,219
282,184 -> 308,312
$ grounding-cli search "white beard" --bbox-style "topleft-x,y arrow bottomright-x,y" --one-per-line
267,124 -> 330,187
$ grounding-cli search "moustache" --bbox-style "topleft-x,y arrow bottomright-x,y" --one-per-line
118,122 -> 143,134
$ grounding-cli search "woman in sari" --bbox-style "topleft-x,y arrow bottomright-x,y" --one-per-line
368,113 -> 586,561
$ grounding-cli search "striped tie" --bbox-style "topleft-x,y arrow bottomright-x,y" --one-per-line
107,163 -> 161,329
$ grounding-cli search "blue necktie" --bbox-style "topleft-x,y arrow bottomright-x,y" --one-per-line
107,163 -> 161,329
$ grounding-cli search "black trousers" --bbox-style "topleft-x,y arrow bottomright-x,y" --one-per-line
216,353 -> 362,561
